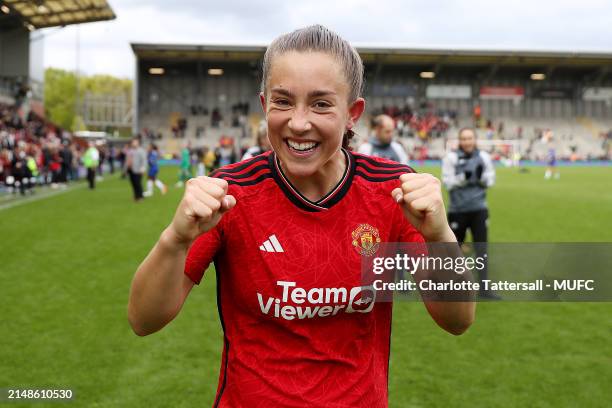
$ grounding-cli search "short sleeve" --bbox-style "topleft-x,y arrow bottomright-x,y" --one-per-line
184,225 -> 223,285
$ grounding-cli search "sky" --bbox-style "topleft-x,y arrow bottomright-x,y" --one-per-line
41,0 -> 612,79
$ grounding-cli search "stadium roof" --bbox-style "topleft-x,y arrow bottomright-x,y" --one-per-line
131,43 -> 612,68
1,0 -> 115,29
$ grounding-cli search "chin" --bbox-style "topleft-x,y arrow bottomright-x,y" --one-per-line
280,155 -> 321,178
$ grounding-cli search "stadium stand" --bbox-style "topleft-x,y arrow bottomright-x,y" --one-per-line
131,44 -> 612,164
0,1 -> 117,195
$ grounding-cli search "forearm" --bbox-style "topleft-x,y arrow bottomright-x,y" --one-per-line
128,227 -> 191,336
417,233 -> 476,335
394,172 -> 476,335
423,301 -> 475,335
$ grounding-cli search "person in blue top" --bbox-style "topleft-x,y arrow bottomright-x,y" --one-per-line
144,144 -> 167,197
543,130 -> 559,180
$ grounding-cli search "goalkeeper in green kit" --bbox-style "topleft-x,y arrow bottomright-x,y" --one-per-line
176,142 -> 192,187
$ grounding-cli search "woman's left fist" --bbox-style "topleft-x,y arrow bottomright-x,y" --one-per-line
391,173 -> 456,242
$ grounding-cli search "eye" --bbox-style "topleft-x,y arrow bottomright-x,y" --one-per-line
273,98 -> 290,106
313,100 -> 332,109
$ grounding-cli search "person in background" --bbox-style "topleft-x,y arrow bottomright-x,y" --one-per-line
83,141 -> 99,190
442,127 -> 498,300
473,104 -> 482,127
11,149 -> 32,195
108,145 -> 117,174
241,121 -> 271,160
118,145 -> 127,179
97,145 -> 106,179
358,114 -> 409,164
58,141 -> 73,186
41,142 -> 52,185
73,144 -> 82,181
26,150 -> 39,189
196,147 -> 208,177
127,138 -> 147,201
543,130 -> 559,180
417,144 -> 428,166
214,136 -> 238,168
49,147 -> 62,188
176,141 -> 192,187
204,146 -> 216,174
143,143 -> 167,197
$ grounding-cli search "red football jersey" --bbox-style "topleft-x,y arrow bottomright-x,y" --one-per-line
184,149 -> 424,407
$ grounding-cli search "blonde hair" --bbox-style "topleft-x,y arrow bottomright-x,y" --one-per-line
261,24 -> 364,148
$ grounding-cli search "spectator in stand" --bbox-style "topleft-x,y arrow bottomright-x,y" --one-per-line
211,108 -> 222,128
473,104 -> 482,127
358,114 -> 409,164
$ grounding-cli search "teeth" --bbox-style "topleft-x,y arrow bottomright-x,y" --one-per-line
287,140 -> 317,151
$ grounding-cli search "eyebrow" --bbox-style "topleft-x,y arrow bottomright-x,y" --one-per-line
270,88 -> 337,98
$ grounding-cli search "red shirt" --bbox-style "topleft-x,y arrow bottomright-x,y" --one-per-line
185,149 -> 424,407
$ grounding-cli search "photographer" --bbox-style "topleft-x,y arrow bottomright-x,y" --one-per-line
442,127 -> 499,299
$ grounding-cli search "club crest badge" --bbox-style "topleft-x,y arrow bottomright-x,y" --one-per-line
352,224 -> 381,256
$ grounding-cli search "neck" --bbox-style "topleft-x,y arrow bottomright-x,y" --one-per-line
280,149 -> 347,202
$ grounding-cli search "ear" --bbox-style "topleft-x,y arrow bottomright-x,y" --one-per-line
346,97 -> 365,130
259,92 -> 267,114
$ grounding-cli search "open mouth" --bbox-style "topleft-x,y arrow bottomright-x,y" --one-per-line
285,139 -> 320,155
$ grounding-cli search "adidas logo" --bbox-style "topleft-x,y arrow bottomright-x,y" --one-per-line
259,234 -> 284,253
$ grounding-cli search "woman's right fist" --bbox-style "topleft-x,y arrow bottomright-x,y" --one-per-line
168,177 -> 236,245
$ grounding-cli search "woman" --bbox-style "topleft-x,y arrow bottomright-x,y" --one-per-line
143,143 -> 168,197
128,25 -> 474,407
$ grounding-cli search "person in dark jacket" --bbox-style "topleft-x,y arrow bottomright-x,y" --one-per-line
442,127 -> 499,300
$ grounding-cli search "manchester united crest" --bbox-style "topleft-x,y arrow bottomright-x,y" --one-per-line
352,224 -> 381,256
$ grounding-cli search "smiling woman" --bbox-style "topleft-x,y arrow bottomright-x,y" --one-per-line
261,49 -> 365,200
128,24 -> 474,408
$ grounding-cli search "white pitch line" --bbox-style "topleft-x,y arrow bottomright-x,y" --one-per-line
0,183 -> 87,212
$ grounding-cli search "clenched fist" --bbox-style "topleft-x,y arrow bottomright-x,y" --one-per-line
391,173 -> 456,242
169,177 -> 236,245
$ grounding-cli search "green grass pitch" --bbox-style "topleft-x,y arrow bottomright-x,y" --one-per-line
0,165 -> 610,407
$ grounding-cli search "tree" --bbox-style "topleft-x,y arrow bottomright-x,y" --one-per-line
44,68 -> 77,130
44,68 -> 133,132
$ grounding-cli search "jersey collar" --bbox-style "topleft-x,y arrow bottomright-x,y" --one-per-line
269,148 -> 355,212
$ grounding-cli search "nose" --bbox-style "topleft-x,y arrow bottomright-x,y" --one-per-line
288,108 -> 312,134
